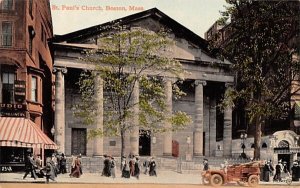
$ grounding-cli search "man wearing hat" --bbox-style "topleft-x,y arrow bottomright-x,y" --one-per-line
291,161 -> 299,181
203,159 -> 209,171
273,160 -> 282,182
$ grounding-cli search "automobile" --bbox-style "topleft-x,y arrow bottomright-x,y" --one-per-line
201,161 -> 262,186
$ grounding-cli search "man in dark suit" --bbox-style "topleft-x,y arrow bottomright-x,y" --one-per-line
23,153 -> 37,180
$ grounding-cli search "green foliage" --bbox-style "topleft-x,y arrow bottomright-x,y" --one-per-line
74,26 -> 192,140
217,0 -> 300,121
215,0 -> 300,158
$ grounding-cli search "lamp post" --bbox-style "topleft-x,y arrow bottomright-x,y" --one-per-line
240,132 -> 247,159
186,136 -> 191,161
186,136 -> 191,154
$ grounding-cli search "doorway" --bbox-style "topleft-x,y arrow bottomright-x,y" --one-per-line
278,154 -> 290,170
71,128 -> 87,155
139,130 -> 151,156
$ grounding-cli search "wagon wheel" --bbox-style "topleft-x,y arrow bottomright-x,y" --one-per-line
248,175 -> 259,187
202,176 -> 210,185
210,174 -> 223,186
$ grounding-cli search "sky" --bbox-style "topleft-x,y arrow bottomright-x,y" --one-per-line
50,0 -> 227,38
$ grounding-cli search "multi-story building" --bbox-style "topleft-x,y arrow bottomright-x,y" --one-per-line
0,0 -> 56,172
204,2 -> 300,168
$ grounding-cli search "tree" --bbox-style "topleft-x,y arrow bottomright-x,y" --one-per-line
215,0 -> 300,159
74,25 -> 192,161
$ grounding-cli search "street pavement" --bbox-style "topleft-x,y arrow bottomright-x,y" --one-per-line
0,170 -> 300,186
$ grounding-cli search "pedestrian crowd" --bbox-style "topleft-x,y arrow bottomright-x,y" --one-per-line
261,159 -> 300,183
22,152 -> 159,183
101,154 -> 157,179
23,152 -> 68,183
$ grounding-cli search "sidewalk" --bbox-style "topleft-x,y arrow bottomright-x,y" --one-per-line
0,171 -> 201,184
1,171 -> 300,186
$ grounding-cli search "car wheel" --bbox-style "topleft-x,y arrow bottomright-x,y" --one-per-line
202,176 -> 210,185
210,174 -> 223,186
248,175 -> 259,187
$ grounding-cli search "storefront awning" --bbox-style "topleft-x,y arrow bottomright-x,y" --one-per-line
0,117 -> 58,149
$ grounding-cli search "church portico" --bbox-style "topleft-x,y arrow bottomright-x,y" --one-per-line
50,8 -> 235,159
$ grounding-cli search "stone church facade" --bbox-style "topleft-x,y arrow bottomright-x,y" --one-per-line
50,8 -> 300,166
50,8 -> 234,158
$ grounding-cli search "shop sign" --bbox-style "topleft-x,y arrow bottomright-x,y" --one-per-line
0,165 -> 24,172
0,103 -> 27,117
14,80 -> 26,103
0,103 -> 26,110
0,112 -> 26,117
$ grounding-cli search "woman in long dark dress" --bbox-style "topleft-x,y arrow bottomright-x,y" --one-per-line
60,153 -> 67,174
44,157 -> 56,183
263,161 -> 272,182
134,157 -> 141,179
70,156 -> 81,178
121,158 -> 130,178
149,157 -> 157,176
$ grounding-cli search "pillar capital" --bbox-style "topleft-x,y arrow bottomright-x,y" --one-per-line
163,77 -> 177,84
53,67 -> 67,74
225,82 -> 234,88
195,80 -> 207,86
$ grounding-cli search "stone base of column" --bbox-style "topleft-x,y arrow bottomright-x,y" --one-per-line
163,153 -> 172,157
193,153 -> 203,157
93,155 -> 103,157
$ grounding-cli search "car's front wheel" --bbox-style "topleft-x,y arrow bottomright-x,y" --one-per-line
210,174 -> 223,186
202,176 -> 210,185
248,175 -> 259,187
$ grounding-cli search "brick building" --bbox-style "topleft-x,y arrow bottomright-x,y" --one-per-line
0,0 -> 57,172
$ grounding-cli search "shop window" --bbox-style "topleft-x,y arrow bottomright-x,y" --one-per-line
0,147 -> 25,164
2,71 -> 15,103
31,76 -> 37,102
1,0 -> 13,10
1,22 -> 12,47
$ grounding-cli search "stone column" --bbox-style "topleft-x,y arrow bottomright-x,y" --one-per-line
53,67 -> 67,154
209,98 -> 217,156
194,80 -> 206,156
130,81 -> 139,156
163,78 -> 173,156
93,74 -> 104,156
223,83 -> 233,157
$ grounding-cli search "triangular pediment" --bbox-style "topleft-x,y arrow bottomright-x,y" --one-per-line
51,8 -> 209,51
51,8 -> 230,64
